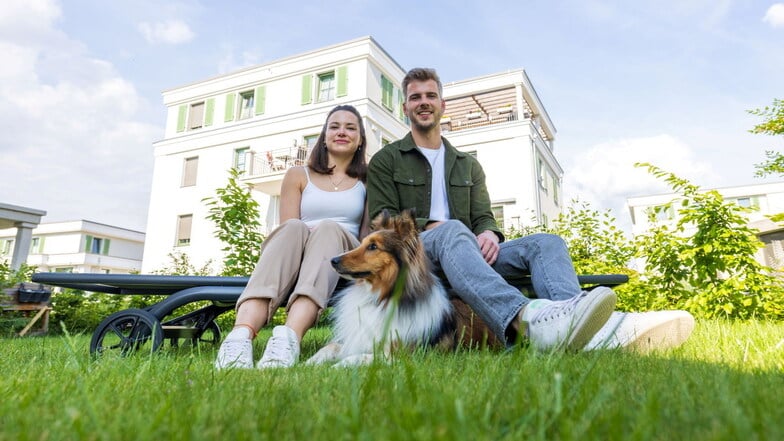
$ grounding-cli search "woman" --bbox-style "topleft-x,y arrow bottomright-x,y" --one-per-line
215,104 -> 368,369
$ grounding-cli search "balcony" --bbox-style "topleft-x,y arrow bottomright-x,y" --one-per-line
441,87 -> 524,134
241,145 -> 310,195
440,111 -> 519,133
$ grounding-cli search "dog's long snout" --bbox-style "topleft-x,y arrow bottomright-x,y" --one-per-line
330,256 -> 341,268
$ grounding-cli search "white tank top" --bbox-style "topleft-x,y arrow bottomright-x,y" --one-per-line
300,168 -> 365,238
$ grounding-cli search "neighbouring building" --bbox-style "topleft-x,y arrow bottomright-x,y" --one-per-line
0,202 -> 46,270
0,220 -> 145,274
627,181 -> 784,270
141,36 -> 563,273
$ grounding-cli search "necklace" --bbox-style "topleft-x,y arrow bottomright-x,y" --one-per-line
328,174 -> 347,191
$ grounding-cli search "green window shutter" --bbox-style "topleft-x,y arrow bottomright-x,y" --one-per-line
224,93 -> 236,122
102,238 -> 111,255
84,235 -> 93,253
204,98 -> 215,126
176,105 -> 187,132
38,237 -> 46,253
255,85 -> 266,115
301,74 -> 313,105
336,65 -> 348,97
381,75 -> 393,110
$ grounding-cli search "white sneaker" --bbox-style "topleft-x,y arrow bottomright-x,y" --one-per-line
215,338 -> 254,369
257,326 -> 300,369
521,286 -> 616,352
585,310 -> 695,352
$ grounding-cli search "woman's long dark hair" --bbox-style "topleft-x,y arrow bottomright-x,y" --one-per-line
307,105 -> 368,182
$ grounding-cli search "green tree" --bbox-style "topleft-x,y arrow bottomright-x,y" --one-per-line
635,163 -> 784,320
749,98 -> 784,177
202,168 -> 264,276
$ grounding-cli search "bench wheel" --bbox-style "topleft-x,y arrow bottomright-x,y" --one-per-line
90,308 -> 163,356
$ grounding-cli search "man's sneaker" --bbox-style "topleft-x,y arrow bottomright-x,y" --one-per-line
257,325 -> 300,369
521,286 -> 616,352
215,338 -> 254,369
585,310 -> 695,352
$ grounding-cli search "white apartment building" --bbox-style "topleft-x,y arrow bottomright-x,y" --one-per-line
141,36 -> 563,273
0,220 -> 145,274
627,181 -> 784,269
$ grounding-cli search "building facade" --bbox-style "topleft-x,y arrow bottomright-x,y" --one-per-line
141,36 -> 563,273
0,220 -> 144,274
627,181 -> 784,269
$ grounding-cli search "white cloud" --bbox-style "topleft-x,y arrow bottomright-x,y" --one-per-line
217,46 -> 263,74
763,3 -> 784,27
562,135 -> 717,232
0,1 -> 160,231
138,19 -> 194,45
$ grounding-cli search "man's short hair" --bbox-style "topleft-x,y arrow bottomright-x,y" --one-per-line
402,68 -> 443,99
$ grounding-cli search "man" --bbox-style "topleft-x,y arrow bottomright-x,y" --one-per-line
367,67 -> 694,351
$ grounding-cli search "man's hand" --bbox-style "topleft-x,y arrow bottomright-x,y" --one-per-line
476,230 -> 499,265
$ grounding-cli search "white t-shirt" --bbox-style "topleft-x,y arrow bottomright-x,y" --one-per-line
300,168 -> 365,238
418,144 -> 450,221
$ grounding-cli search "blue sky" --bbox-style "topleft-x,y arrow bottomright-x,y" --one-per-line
1,0 -> 783,233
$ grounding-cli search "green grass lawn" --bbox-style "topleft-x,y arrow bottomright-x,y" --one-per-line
1,319 -> 783,441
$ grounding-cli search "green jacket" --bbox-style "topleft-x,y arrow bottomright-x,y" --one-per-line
367,133 -> 504,242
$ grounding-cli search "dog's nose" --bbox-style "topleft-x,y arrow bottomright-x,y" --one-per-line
330,256 -> 341,267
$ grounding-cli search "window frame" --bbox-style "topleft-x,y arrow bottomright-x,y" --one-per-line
181,156 -> 199,187
176,214 -> 193,247
317,71 -> 336,102
188,101 -> 205,130
237,90 -> 255,120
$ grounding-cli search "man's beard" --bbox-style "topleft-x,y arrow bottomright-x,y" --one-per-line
410,109 -> 439,132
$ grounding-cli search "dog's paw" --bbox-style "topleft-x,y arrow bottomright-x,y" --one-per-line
305,342 -> 341,365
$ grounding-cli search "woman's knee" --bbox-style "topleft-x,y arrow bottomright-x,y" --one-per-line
277,218 -> 308,232
310,219 -> 342,235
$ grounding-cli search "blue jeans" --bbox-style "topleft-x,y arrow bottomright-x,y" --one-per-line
420,220 -> 582,344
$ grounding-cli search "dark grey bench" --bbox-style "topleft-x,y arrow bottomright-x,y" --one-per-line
31,272 -> 628,356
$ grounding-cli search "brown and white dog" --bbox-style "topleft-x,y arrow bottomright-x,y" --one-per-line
306,209 -> 499,367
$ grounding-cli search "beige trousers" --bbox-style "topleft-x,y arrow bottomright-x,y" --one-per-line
236,219 -> 359,326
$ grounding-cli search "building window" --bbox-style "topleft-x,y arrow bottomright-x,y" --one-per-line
735,196 -> 760,210
84,235 -> 110,255
188,102 -> 205,130
317,72 -> 336,102
491,205 -> 505,229
650,205 -> 674,222
238,90 -> 255,120
91,237 -> 103,254
54,267 -> 74,273
552,175 -> 560,205
30,237 -> 41,254
177,215 -> 193,246
303,134 -> 319,156
234,147 -> 249,172
182,157 -> 199,187
2,239 -> 13,255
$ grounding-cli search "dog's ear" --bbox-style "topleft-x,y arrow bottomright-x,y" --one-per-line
371,209 -> 392,231
395,210 -> 418,238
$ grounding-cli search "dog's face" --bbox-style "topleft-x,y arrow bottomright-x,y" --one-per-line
330,209 -> 420,300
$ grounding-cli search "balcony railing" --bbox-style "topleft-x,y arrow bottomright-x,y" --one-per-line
246,145 -> 309,178
440,111 -> 519,133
